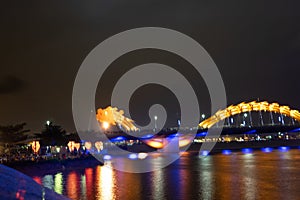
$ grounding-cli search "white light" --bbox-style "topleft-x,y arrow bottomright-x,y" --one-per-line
46,120 -> 50,126
102,121 -> 110,129
244,113 -> 248,117
154,116 -> 158,120
128,153 -> 138,160
201,114 -> 205,119
138,153 -> 148,159
103,155 -> 112,160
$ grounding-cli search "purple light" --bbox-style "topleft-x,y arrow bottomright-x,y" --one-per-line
222,150 -> 232,155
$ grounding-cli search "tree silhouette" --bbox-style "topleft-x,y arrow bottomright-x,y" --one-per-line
0,122 -> 30,144
37,122 -> 68,146
65,132 -> 81,143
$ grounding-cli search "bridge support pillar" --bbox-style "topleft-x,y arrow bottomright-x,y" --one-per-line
160,136 -> 179,153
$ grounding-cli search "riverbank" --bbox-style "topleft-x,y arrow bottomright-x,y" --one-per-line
7,155 -> 103,174
187,139 -> 300,153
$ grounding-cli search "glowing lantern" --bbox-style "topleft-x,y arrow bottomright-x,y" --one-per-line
31,141 -> 40,154
85,142 -> 92,150
95,141 -> 103,152
74,143 -> 80,151
68,141 -> 75,152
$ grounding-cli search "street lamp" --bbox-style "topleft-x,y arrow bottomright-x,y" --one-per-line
154,116 -> 158,130
46,120 -> 50,126
201,114 -> 205,119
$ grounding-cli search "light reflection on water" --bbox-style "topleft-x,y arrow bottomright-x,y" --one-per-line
22,149 -> 300,200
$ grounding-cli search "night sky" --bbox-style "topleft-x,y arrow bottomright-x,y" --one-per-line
0,1 -> 299,132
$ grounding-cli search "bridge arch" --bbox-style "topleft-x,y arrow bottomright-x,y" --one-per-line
199,101 -> 300,129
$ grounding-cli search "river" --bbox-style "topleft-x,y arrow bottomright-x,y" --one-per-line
17,148 -> 300,200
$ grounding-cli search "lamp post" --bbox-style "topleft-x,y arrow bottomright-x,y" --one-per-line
243,113 -> 248,126
154,116 -> 158,131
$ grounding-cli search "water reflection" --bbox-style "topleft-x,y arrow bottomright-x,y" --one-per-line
54,173 -> 63,194
96,165 -> 116,200
199,156 -> 213,199
67,172 -> 79,200
151,169 -> 165,200
241,154 -> 257,200
25,149 -> 300,200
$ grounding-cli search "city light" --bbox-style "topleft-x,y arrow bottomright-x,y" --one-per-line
84,142 -> 92,150
138,153 -> 148,159
95,141 -> 104,152
128,153 -> 138,160
67,141 -> 75,152
31,141 -> 40,154
103,155 -> 112,160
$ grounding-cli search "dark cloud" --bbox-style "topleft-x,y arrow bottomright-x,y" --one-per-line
0,75 -> 27,94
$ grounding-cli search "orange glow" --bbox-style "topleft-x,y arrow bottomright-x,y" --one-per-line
144,139 -> 165,149
67,172 -> 78,200
95,141 -> 103,152
68,141 -> 75,152
179,136 -> 194,147
74,143 -> 80,151
84,142 -> 92,150
144,135 -> 194,149
102,121 -> 110,130
96,106 -> 138,131
85,168 -> 93,199
31,141 -> 40,154
199,100 -> 300,128
33,176 -> 42,185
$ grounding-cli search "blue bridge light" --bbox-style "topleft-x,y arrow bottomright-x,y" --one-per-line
261,147 -> 273,153
244,130 -> 257,134
200,151 -> 209,156
111,136 -> 127,142
242,148 -> 253,154
222,150 -> 232,155
140,134 -> 154,139
196,132 -> 207,137
279,146 -> 290,152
